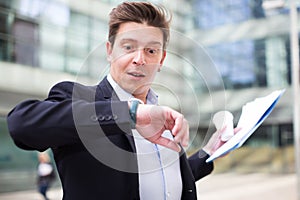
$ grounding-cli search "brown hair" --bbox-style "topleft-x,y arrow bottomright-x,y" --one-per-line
108,1 -> 172,50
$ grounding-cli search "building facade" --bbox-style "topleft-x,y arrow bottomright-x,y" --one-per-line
0,0 -> 297,192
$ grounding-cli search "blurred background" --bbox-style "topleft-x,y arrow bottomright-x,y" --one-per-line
0,0 -> 298,199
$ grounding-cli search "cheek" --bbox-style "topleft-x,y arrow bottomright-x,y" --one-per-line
110,54 -> 127,72
111,51 -> 132,65
146,66 -> 159,79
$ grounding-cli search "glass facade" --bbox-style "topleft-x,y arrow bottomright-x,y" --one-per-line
0,0 -> 107,77
190,0 -> 292,89
185,0 -> 296,175
0,0 -> 295,88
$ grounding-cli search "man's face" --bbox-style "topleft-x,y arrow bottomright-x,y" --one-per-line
106,22 -> 166,98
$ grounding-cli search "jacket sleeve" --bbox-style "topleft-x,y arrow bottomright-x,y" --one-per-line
188,149 -> 214,181
6,81 -> 132,151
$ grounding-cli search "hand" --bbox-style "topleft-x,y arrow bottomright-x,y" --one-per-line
202,126 -> 241,156
135,104 -> 189,152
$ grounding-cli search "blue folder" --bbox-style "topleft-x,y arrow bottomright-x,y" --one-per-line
206,89 -> 285,163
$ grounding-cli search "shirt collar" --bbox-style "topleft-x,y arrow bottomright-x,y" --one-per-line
107,73 -> 158,105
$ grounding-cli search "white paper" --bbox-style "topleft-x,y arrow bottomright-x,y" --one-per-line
213,111 -> 234,141
206,89 -> 285,162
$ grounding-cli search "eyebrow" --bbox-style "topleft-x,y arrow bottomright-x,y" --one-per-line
119,38 -> 162,47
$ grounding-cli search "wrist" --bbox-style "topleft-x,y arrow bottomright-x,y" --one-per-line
202,146 -> 211,156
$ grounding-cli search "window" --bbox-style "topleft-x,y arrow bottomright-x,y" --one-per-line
12,18 -> 39,67
0,9 -> 10,61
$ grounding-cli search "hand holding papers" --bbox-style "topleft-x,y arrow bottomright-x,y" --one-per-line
206,89 -> 285,163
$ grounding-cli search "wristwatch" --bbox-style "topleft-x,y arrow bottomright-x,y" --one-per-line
129,99 -> 141,128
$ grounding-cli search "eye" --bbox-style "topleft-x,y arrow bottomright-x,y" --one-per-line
145,48 -> 159,55
122,44 -> 136,53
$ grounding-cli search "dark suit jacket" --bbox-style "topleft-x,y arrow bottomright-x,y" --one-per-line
7,77 -> 213,200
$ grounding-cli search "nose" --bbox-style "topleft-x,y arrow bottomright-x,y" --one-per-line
133,49 -> 146,66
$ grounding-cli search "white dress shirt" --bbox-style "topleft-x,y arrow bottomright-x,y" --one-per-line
107,74 -> 182,200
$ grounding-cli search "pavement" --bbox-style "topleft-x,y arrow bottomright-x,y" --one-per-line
0,172 -> 297,200
197,172 -> 297,200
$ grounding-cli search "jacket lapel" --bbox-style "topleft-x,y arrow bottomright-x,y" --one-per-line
95,77 -> 137,152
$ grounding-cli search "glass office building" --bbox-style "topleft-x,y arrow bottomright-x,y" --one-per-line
0,0 -> 297,192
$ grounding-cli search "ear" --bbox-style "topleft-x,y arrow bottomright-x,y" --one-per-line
158,50 -> 166,71
106,41 -> 112,62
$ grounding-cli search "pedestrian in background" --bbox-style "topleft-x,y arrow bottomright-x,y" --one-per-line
37,152 -> 56,200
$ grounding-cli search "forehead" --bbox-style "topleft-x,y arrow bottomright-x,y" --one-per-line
115,22 -> 163,46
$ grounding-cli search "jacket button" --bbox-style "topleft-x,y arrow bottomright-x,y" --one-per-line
90,115 -> 98,121
113,114 -> 118,120
105,115 -> 112,121
98,116 -> 105,121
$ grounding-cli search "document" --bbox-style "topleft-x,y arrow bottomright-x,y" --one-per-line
206,89 -> 285,163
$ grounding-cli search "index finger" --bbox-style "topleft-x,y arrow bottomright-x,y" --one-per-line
174,119 -> 189,147
154,136 -> 181,152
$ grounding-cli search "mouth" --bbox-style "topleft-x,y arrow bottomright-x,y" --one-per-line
127,72 -> 146,78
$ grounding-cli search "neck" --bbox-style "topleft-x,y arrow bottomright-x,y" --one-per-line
133,93 -> 147,104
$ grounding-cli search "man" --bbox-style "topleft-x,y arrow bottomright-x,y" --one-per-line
7,2 -> 228,200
